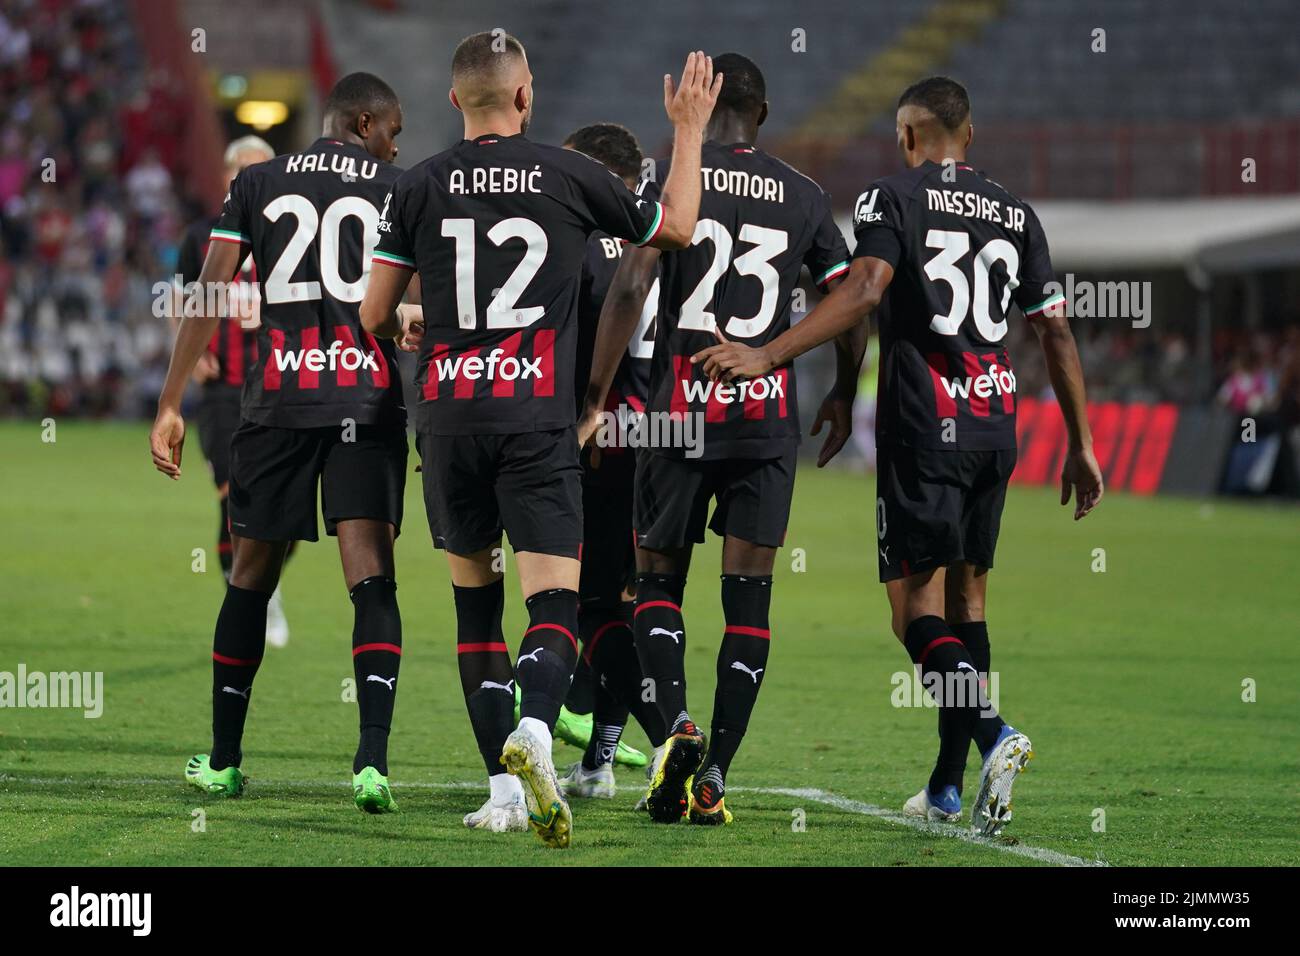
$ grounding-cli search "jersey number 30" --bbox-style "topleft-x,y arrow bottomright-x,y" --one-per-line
923,229 -> 1019,342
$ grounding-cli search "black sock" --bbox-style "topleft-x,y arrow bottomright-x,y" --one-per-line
931,620 -> 990,794
702,574 -> 772,782
565,652 -> 595,715
952,619 -> 1002,760
958,621 -> 990,676
633,573 -> 688,729
584,601 -> 664,750
580,605 -> 627,769
350,576 -> 401,775
217,497 -> 233,581
454,580 -> 514,777
905,615 -> 1004,773
210,585 -> 270,770
517,588 -> 580,730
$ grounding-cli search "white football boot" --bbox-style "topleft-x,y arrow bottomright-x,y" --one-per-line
634,744 -> 665,812
265,586 -> 290,648
558,760 -> 617,799
970,726 -> 1034,837
463,775 -> 528,832
903,784 -> 962,822
501,718 -> 572,848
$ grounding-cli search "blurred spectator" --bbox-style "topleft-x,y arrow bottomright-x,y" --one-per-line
0,0 -> 191,418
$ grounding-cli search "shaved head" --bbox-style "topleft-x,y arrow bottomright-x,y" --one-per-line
897,76 -> 971,140
451,31 -> 531,112
895,75 -> 972,166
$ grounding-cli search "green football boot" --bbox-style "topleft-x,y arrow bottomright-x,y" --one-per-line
352,766 -> 397,813
185,754 -> 245,797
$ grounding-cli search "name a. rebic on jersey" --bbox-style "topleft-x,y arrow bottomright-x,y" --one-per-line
448,166 -> 544,194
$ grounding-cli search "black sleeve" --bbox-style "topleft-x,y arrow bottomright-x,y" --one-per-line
176,223 -> 205,286
373,171 -> 419,271
804,191 -> 851,289
566,152 -> 664,247
850,179 -> 904,269
1014,204 -> 1063,318
211,170 -> 253,248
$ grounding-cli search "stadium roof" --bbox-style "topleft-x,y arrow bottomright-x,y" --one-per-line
1033,197 -> 1300,275
835,196 -> 1300,277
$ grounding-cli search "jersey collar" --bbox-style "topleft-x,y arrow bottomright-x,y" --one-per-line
466,132 -> 524,146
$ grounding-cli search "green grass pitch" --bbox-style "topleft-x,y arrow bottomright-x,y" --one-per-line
1,421 -> 1297,866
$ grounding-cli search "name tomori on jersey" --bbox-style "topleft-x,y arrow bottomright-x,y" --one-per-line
700,166 -> 785,203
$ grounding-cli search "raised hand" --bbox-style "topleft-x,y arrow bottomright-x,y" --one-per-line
663,51 -> 723,133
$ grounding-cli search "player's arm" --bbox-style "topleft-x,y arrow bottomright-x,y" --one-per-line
171,228 -> 220,382
1018,206 -> 1102,519
694,256 -> 890,383
578,244 -> 661,446
359,262 -> 414,339
645,51 -> 722,249
810,275 -> 869,466
1031,302 -> 1103,519
150,239 -> 243,478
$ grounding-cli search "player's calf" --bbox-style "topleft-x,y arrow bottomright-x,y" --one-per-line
208,585 -> 270,772
516,587 -> 581,731
689,573 -> 773,825
453,579 -> 517,785
632,572 -> 689,727
350,576 -> 401,781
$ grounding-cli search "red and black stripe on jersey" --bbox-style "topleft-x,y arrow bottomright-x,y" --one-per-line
574,230 -> 653,416
642,142 -> 850,460
372,133 -> 664,436
853,160 -> 1062,451
214,138 -> 405,429
176,216 -> 258,390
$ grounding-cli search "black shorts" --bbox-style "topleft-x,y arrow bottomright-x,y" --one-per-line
416,427 -> 583,558
579,447 -> 636,605
875,444 -> 1017,582
227,421 -> 408,542
194,388 -> 242,488
635,448 -> 797,551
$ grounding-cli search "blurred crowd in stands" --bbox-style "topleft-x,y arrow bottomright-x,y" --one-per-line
0,0 -> 195,418
1006,322 -> 1300,427
1,0 -> 1298,433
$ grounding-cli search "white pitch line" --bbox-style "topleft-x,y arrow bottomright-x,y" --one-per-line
738,785 -> 1107,867
1,773 -> 1104,867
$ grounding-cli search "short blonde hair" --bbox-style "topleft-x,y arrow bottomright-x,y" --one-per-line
223,135 -> 274,168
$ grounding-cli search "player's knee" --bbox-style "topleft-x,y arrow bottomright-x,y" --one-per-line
947,594 -> 985,624
637,546 -> 686,577
229,542 -> 285,593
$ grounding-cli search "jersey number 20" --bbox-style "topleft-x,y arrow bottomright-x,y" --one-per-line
262,195 -> 379,305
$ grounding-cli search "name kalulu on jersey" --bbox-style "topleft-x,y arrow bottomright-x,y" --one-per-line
283,151 -> 380,180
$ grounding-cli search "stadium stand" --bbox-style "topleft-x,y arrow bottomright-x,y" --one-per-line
3,0 -> 1297,497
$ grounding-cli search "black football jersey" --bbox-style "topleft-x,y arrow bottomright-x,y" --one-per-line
177,215 -> 258,391
574,231 -> 656,414
373,133 -> 664,436
852,160 -> 1061,451
214,138 -> 405,429
644,141 -> 850,460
